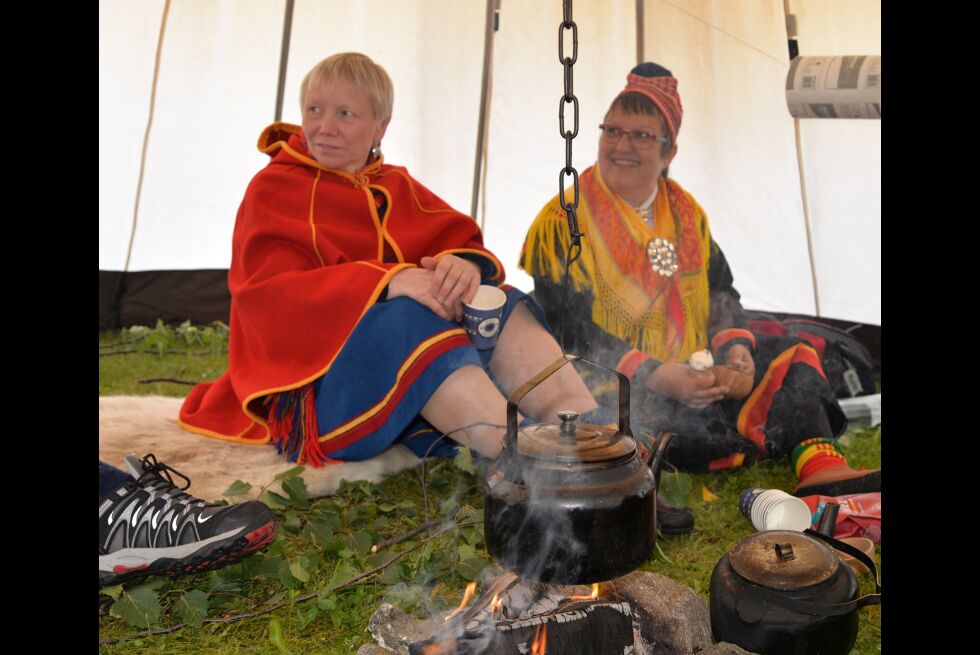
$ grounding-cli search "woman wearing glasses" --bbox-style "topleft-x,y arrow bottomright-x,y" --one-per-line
180,52 -> 598,467
521,63 -> 878,511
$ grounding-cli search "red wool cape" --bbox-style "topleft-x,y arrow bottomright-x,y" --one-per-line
179,123 -> 504,447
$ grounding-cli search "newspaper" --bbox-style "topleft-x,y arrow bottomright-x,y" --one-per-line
786,55 -> 881,119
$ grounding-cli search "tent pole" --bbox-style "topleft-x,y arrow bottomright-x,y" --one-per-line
470,0 -> 499,220
783,0 -> 821,316
274,0 -> 296,122
123,0 -> 172,274
635,0 -> 645,65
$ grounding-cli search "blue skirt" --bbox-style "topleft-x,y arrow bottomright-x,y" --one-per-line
313,287 -> 546,461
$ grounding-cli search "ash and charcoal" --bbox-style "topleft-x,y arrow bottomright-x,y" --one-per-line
366,571 -> 733,655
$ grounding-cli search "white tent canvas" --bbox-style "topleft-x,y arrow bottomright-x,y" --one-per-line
99,0 -> 880,326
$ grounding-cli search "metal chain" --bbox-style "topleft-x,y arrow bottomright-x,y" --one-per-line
558,0 -> 582,250
557,0 -> 583,352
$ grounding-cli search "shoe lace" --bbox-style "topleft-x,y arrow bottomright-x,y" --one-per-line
139,453 -> 192,490
136,454 -> 209,513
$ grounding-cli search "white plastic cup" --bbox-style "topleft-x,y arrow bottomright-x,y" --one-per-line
463,285 -> 507,350
745,488 -> 811,532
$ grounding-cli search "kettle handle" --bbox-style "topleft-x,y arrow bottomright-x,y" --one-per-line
505,354 -> 632,453
803,528 -> 882,596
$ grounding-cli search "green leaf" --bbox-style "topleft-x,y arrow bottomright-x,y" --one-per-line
377,561 -> 402,585
278,560 -> 301,589
297,604 -> 318,631
302,519 -> 333,546
99,584 -> 123,600
282,510 -> 303,534
274,466 -> 305,481
259,556 -> 285,578
457,543 -> 476,562
263,590 -> 287,608
261,490 -> 293,510
110,588 -> 161,629
223,480 -> 252,496
365,552 -> 389,569
317,590 -> 338,611
456,557 -> 490,581
350,531 -> 374,558
268,617 -> 291,654
322,539 -> 345,555
660,471 -> 693,507
328,561 -> 359,588
377,503 -> 397,513
454,447 -> 476,475
289,561 -> 311,583
281,476 -> 309,509
131,577 -> 169,593
177,590 -> 209,628
654,540 -> 674,564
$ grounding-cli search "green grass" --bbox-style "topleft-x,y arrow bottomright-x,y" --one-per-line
99,329 -> 881,653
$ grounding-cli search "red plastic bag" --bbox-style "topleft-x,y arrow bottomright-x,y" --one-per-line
800,492 -> 881,544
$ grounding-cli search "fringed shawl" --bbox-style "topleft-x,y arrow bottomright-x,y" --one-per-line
520,166 -> 711,363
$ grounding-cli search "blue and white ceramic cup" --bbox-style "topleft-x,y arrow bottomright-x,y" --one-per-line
463,285 -> 507,350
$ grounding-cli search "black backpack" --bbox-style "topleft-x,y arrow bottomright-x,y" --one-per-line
747,317 -> 878,398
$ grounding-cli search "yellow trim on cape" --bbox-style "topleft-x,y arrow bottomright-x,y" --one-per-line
317,328 -> 469,443
233,261 -> 415,441
307,170 -> 327,267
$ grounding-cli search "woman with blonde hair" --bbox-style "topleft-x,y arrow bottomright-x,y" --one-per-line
180,53 -> 597,465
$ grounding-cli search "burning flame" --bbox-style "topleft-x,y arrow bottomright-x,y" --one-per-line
488,593 -> 503,619
531,623 -> 548,655
444,581 -> 477,622
568,582 -> 601,601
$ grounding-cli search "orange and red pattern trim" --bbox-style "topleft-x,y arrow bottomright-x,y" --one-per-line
736,343 -> 824,451
712,328 -> 755,352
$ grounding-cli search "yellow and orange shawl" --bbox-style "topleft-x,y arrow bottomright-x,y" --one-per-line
520,166 -> 711,364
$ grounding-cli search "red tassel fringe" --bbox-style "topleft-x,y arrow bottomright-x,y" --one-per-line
264,384 -> 335,468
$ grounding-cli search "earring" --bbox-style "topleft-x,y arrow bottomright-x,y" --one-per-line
370,145 -> 381,160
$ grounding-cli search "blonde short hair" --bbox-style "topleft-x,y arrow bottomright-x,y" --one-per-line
300,52 -> 394,123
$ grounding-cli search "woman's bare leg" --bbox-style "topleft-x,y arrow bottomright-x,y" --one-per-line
419,302 -> 597,459
489,302 -> 597,421
419,364 -> 511,458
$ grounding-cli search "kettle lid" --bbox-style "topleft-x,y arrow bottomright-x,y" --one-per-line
517,410 -> 635,464
729,530 -> 840,590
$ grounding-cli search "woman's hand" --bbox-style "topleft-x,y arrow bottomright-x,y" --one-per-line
646,362 -> 728,408
726,344 -> 755,379
387,255 -> 481,322
421,255 -> 481,321
387,268 -> 454,320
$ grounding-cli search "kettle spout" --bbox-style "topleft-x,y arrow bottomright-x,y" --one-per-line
646,432 -> 676,489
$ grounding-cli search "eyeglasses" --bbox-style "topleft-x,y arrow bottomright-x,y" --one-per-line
598,124 -> 668,149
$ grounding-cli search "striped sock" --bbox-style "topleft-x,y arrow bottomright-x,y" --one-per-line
790,437 -> 848,481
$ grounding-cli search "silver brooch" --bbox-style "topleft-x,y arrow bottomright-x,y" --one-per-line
646,237 -> 678,276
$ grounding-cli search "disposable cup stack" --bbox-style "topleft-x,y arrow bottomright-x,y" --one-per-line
739,487 -> 811,532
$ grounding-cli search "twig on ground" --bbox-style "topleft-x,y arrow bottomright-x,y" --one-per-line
98,518 -> 481,646
100,349 -> 228,357
370,518 -> 440,553
137,377 -> 199,385
100,333 -> 150,349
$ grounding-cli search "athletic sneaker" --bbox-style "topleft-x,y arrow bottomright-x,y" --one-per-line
99,453 -> 277,588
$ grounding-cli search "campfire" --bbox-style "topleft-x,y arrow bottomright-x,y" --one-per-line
407,572 -> 640,655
